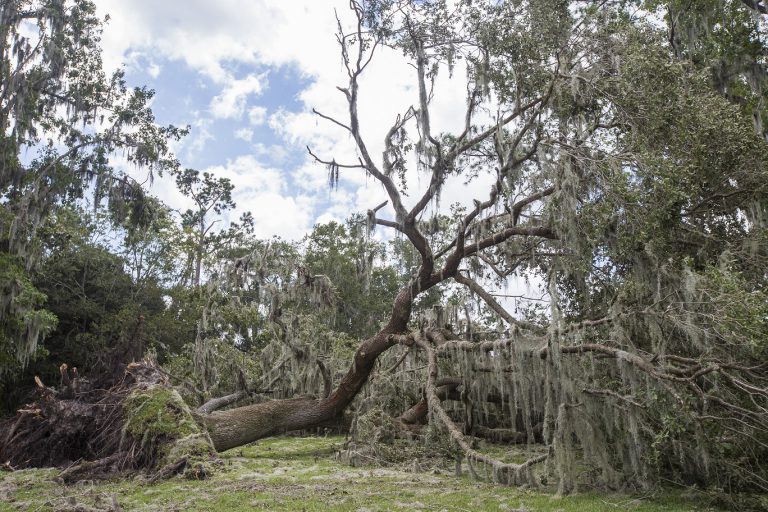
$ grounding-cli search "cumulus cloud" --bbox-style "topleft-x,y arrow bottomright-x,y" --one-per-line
234,128 -> 254,142
205,155 -> 315,239
248,106 -> 268,126
94,0 -> 340,81
253,143 -> 289,164
210,73 -> 268,119
183,116 -> 215,159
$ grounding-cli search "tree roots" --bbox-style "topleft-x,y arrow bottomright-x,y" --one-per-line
0,361 -> 216,482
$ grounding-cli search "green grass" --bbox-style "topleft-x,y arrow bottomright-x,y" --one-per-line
0,436 -> 743,511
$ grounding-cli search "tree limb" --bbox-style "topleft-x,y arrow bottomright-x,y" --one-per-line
414,336 -> 547,485
453,273 -> 545,334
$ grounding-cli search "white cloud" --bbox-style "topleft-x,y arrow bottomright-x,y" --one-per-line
183,116 -> 214,159
248,106 -> 268,126
121,50 -> 161,79
210,73 -> 268,119
234,128 -> 253,142
94,0 -> 342,82
92,0 -> 501,241
253,143 -> 289,164
147,62 -> 161,78
204,155 -> 315,239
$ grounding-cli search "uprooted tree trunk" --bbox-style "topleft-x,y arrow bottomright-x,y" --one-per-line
201,288 -> 414,451
0,2 -> 559,481
0,286 -> 415,480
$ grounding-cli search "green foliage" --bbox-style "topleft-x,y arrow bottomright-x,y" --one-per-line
692,259 -> 768,355
565,22 -> 767,270
304,219 -> 401,338
32,212 -> 166,364
646,0 -> 768,138
0,0 -> 183,381
163,339 -> 263,403
174,168 -> 238,287
0,253 -> 57,376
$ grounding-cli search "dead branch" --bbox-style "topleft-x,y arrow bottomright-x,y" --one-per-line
197,391 -> 251,415
317,358 -> 333,399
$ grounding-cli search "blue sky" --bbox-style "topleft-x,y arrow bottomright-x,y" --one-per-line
92,0 -> 494,240
130,57 -> 309,169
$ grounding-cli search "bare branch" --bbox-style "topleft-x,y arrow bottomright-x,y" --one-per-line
453,96 -> 545,156
197,391 -> 250,415
511,186 -> 555,225
582,388 -> 646,409
373,217 -> 405,231
316,359 -> 332,399
454,273 -> 546,334
306,146 -> 367,169
311,108 -> 352,133
462,225 -> 558,258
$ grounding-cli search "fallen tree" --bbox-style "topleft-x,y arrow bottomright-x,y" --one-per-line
2,0 -> 768,496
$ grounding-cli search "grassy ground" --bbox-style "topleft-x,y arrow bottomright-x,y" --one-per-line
0,436 -> 739,511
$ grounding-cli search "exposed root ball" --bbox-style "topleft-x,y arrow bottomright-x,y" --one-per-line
0,361 -> 215,482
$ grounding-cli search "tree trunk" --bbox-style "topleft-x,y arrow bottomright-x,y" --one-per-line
0,276 -> 415,476
194,224 -> 203,287
202,286 -> 414,450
